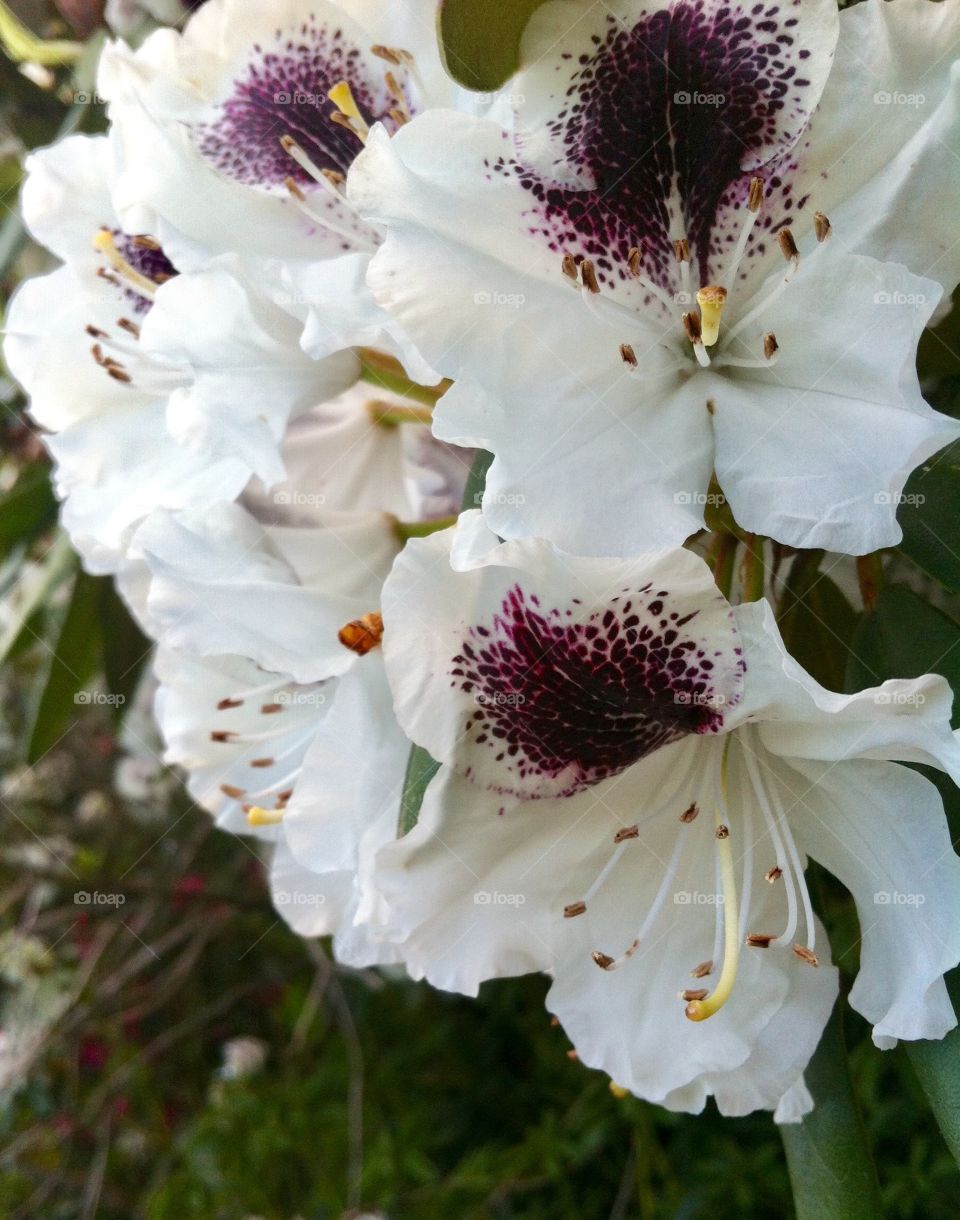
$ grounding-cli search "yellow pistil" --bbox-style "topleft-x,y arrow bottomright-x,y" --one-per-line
686,743 -> 740,1022
246,806 -> 285,827
695,284 -> 727,347
93,229 -> 158,299
328,80 -> 370,142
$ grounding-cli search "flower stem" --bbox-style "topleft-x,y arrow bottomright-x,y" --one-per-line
739,533 -> 766,602
357,348 -> 451,408
393,515 -> 457,542
709,533 -> 739,599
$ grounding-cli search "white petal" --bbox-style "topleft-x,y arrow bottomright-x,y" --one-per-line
789,756 -> 960,1045
382,518 -> 743,797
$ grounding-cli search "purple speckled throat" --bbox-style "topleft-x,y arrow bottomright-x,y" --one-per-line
112,231 -> 177,315
450,584 -> 743,798
195,20 -> 399,188
504,0 -> 818,289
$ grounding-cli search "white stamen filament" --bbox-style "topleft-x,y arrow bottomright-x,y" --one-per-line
768,779 -> 817,953
600,820 -> 689,971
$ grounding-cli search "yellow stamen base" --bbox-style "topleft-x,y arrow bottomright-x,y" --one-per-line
696,284 -> 728,347
93,229 -> 158,298
328,80 -> 370,141
246,806 -> 285,827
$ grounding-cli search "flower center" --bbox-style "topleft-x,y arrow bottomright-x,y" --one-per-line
564,730 -> 819,1024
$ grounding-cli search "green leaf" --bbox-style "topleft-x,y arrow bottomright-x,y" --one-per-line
897,441 -> 960,592
100,582 -> 151,719
780,1005 -> 883,1220
398,745 -> 441,836
0,531 -> 75,668
0,463 -> 57,562
437,0 -> 551,90
906,971 -> 960,1166
27,569 -> 105,763
777,555 -> 857,691
845,587 -> 960,724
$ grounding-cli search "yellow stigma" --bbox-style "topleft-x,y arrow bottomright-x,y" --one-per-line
686,743 -> 740,1022
328,80 -> 370,141
246,806 -> 285,827
695,284 -> 728,347
93,229 -> 158,299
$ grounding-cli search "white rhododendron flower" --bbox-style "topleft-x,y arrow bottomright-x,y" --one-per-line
97,0 -> 488,376
137,387 -> 468,956
369,515 -> 960,1115
2,132 -> 357,570
351,0 -> 960,556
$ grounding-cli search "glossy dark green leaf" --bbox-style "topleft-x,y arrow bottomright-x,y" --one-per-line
845,586 -> 960,724
777,556 -> 857,692
781,1005 -> 883,1220
437,0 -> 551,90
0,531 -> 75,667
27,568 -> 104,763
0,462 -> 57,561
905,970 -> 960,1167
897,441 -> 960,593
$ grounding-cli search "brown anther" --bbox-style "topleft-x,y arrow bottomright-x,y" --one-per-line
219,783 -> 246,799
280,134 -> 296,151
627,246 -> 642,275
321,168 -> 345,187
132,235 -> 161,251
371,44 -> 411,65
813,211 -> 832,243
580,259 -> 600,294
210,730 -> 236,743
277,788 -> 294,803
681,988 -> 709,1002
777,228 -> 800,263
614,824 -> 639,843
748,175 -> 765,212
550,1015 -> 560,1027
619,343 -> 638,368
117,317 -> 140,338
338,611 -> 385,655
765,866 -> 783,884
592,951 -> 615,971
746,933 -> 776,948
564,901 -> 587,918
763,332 -> 779,361
107,367 -> 132,384
389,108 -> 409,127
250,757 -> 274,769
706,397 -> 716,416
682,312 -> 702,344
384,70 -> 405,101
260,702 -> 283,714
673,237 -> 691,263
284,175 -> 307,203
690,960 -> 713,978
330,111 -> 360,136
679,802 -> 700,823
793,944 -> 819,967
217,697 -> 244,710
715,824 -> 730,840
85,324 -> 108,339
561,253 -> 578,281
566,1049 -> 579,1062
